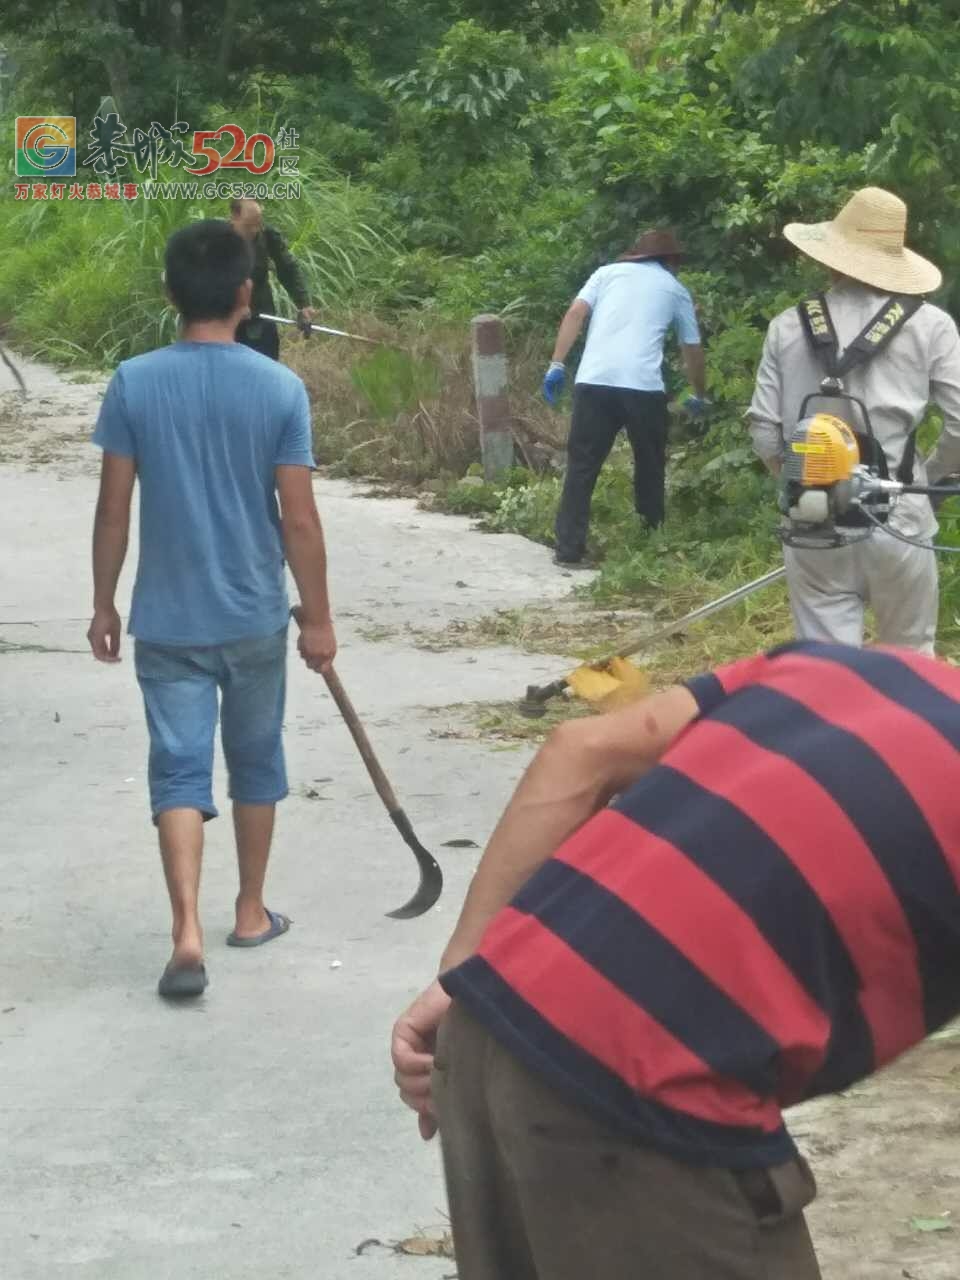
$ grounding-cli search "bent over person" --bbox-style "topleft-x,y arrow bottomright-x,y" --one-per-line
544,229 -> 707,566
88,220 -> 336,998
748,186 -> 960,652
230,198 -> 315,360
393,639 -> 960,1278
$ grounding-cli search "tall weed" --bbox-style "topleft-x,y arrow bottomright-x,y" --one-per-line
0,140 -> 414,364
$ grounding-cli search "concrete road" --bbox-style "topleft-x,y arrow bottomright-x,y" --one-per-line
0,363 -> 579,1279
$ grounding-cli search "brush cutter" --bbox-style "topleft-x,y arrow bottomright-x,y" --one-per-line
261,313 -> 383,347
291,608 -> 443,919
519,565 -> 787,717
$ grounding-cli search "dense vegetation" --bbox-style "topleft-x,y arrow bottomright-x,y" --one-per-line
3,0 -> 960,657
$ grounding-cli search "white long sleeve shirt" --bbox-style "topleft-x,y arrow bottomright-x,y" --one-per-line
748,280 -> 960,537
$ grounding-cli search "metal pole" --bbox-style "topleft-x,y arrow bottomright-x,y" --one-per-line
617,566 -> 787,659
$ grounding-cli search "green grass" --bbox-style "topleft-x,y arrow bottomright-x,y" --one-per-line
0,143 -> 416,366
4,107 -> 956,681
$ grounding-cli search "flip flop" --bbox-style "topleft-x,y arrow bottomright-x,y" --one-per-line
226,909 -> 291,948
158,962 -> 208,1000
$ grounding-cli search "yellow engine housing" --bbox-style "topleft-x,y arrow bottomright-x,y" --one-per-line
780,411 -> 873,545
787,413 -> 860,485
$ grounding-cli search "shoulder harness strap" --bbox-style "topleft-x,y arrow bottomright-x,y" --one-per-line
797,293 -> 841,379
798,293 -> 925,482
835,294 -> 924,379
798,293 -> 924,378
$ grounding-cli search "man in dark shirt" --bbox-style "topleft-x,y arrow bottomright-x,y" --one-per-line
230,198 -> 314,360
392,640 -> 960,1278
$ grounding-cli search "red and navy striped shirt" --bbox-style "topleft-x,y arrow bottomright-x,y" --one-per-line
441,642 -> 960,1168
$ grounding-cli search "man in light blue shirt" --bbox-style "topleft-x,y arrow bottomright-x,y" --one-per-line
89,220 -> 337,999
543,229 -> 707,566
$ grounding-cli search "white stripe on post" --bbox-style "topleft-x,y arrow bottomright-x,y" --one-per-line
471,313 -> 514,482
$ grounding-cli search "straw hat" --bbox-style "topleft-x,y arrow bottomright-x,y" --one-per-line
784,187 -> 941,296
618,228 -> 685,262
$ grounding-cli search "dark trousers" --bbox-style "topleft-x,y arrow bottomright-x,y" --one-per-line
554,384 -> 669,561
434,1004 -> 821,1280
236,317 -> 280,361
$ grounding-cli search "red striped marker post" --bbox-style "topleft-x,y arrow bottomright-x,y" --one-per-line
471,313 -> 514,482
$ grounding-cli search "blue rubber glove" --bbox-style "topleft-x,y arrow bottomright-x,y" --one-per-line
684,395 -> 711,419
543,361 -> 566,406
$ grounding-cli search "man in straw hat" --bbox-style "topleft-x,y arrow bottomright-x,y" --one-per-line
543,229 -> 708,567
749,186 -> 960,651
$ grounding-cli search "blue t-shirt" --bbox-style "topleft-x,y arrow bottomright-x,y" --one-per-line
92,341 -> 315,646
575,261 -> 701,392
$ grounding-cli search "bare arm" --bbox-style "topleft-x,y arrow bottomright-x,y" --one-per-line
276,464 -> 336,672
88,452 -> 136,662
392,684 -> 700,1136
439,684 -> 700,970
681,343 -> 707,400
551,299 -> 592,364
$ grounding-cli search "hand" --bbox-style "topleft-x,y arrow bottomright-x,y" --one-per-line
391,980 -> 452,1141
296,307 -> 315,335
683,395 -> 711,419
87,606 -> 122,663
297,618 -> 337,674
542,362 -> 566,406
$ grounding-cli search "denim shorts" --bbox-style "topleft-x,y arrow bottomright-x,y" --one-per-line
134,627 -> 288,820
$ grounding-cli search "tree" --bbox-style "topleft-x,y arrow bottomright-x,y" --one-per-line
2,0 -> 438,122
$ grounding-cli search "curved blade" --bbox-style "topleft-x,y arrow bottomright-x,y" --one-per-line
259,313 -> 380,346
386,809 -> 444,920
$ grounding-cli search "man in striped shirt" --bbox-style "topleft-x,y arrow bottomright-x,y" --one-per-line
392,640 -> 960,1279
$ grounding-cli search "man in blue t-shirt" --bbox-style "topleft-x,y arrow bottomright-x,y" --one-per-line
543,229 -> 707,566
88,220 -> 337,1000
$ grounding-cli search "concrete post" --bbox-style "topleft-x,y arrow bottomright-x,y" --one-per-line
470,314 -> 514,482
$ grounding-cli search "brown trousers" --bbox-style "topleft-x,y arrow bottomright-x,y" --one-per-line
434,1004 -> 822,1280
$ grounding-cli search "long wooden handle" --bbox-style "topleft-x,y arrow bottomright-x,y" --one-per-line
291,607 -> 442,918
321,666 -> 401,813
291,605 -> 402,812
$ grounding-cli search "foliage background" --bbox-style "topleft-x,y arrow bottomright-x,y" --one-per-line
2,0 -> 959,656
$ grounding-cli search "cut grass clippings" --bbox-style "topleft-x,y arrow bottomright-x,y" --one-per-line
430,697 -> 592,745
354,1230 -> 455,1260
413,579 -> 794,692
423,589 -> 793,747
412,602 -> 652,661
394,1230 -> 456,1257
384,568 -> 798,748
